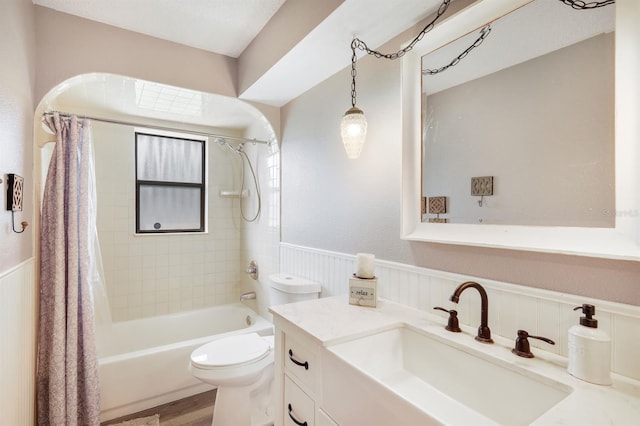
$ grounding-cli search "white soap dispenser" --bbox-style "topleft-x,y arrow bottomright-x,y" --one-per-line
567,304 -> 611,385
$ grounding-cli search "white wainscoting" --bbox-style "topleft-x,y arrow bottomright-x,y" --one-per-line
280,243 -> 640,381
0,258 -> 37,425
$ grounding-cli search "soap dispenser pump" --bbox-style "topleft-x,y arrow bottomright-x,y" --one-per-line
567,304 -> 611,385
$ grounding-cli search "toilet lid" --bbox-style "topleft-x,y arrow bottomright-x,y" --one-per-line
190,333 -> 270,369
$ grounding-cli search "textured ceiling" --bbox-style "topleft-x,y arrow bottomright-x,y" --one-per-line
32,0 -> 286,57
33,0 -> 448,106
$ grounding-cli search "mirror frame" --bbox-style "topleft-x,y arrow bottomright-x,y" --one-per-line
402,0 -> 640,260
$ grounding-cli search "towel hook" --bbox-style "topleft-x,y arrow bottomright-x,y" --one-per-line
5,173 -> 29,234
471,176 -> 494,208
11,212 -> 28,233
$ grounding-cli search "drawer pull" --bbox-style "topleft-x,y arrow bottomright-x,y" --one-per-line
288,403 -> 308,426
288,349 -> 309,370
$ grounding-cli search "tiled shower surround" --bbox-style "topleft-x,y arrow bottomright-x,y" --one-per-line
280,243 -> 640,382
94,122 -> 275,321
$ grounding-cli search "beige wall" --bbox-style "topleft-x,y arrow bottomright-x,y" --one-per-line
0,0 -> 35,272
34,6 -> 237,107
238,0 -> 343,97
33,6 -> 282,142
0,2 -> 37,424
280,15 -> 640,306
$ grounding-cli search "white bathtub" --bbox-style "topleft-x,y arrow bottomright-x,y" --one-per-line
97,303 -> 273,422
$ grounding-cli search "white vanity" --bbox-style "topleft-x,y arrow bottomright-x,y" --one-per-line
271,296 -> 640,425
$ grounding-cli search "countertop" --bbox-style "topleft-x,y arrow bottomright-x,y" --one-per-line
270,296 -> 640,425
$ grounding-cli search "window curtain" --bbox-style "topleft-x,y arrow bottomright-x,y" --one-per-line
37,113 -> 100,425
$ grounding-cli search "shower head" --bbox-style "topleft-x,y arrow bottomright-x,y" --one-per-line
220,139 -> 245,154
214,137 -> 238,152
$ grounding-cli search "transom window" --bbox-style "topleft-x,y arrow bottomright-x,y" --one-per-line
135,132 -> 206,233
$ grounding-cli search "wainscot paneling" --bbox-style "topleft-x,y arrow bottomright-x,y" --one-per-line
281,243 -> 640,381
0,258 -> 37,425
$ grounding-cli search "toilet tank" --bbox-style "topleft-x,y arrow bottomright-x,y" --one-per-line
268,273 -> 321,306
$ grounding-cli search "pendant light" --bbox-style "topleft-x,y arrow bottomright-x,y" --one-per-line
341,39 -> 367,159
340,0 -> 452,159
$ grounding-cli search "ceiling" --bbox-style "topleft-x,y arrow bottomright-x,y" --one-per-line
33,0 -> 446,107
32,0 -> 287,58
32,0 -> 460,141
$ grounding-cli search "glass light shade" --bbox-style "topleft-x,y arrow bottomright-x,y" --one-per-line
341,107 -> 367,159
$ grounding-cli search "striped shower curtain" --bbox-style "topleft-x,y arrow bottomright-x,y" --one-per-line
37,113 -> 100,425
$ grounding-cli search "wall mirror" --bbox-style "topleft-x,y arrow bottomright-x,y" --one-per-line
422,0 -> 614,227
401,0 -> 640,260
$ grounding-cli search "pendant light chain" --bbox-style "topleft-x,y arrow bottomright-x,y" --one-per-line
349,0 -> 616,95
350,39 -> 358,108
423,24 -> 492,75
352,0 -> 451,61
558,0 -> 615,10
349,0 -> 452,109
422,0 -> 613,76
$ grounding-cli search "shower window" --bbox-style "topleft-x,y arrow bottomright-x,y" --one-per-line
135,132 -> 206,233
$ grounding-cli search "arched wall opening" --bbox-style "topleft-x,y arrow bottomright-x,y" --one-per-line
33,72 -> 281,324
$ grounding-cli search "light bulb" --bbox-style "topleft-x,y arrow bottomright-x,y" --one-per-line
340,107 -> 367,159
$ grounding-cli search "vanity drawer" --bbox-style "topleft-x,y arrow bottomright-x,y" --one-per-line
284,333 -> 318,390
285,375 -> 315,426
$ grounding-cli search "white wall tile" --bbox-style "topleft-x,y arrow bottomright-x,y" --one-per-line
94,122 -> 270,321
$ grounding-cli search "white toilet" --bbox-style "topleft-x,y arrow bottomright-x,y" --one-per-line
189,273 -> 321,426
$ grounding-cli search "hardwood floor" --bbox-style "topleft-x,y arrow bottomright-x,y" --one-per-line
101,390 -> 216,426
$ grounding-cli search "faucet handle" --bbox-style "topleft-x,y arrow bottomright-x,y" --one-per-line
433,307 -> 462,333
512,329 -> 555,358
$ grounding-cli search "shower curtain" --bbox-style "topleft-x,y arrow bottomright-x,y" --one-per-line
37,113 -> 100,425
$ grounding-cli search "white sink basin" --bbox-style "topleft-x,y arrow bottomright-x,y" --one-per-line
326,324 -> 572,425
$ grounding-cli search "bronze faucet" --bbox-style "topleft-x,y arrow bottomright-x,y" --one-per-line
450,281 -> 493,343
512,329 -> 555,358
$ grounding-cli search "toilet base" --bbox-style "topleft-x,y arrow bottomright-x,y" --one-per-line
211,364 -> 274,426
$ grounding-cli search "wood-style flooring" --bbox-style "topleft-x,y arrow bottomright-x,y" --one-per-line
101,390 -> 216,426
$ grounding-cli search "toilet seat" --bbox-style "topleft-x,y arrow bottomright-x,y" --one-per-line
190,333 -> 271,369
